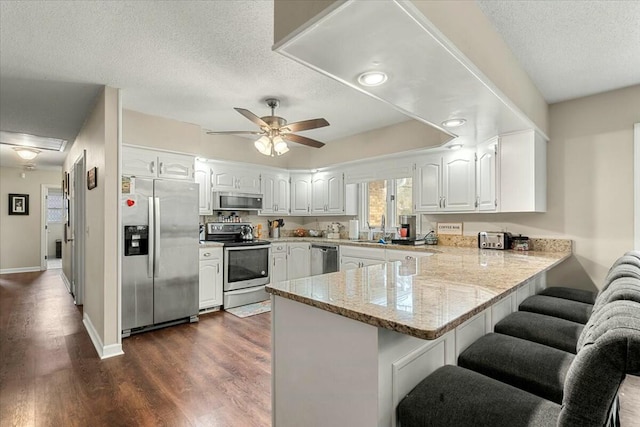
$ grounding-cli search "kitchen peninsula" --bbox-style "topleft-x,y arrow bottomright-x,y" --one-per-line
266,245 -> 570,427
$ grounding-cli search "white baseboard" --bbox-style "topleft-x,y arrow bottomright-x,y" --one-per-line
61,271 -> 72,294
83,313 -> 124,359
0,266 -> 41,274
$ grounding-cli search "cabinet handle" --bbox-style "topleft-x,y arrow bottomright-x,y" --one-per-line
307,205 -> 310,213
475,196 -> 479,208
203,252 -> 210,257
159,162 -> 164,174
217,264 -> 219,274
273,258 -> 276,266
405,256 -> 413,260
150,161 -> 155,174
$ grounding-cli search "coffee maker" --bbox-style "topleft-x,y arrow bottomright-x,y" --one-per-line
392,215 -> 425,245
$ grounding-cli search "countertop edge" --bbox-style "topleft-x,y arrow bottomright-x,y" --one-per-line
266,250 -> 571,341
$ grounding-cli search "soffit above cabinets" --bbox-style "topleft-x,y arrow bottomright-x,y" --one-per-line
274,0 -> 546,148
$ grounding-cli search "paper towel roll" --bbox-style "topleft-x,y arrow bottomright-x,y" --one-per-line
349,219 -> 359,240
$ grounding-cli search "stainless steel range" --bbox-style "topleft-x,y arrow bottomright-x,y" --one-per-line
206,222 -> 271,309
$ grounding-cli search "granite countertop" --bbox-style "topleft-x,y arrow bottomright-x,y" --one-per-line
265,247 -> 571,340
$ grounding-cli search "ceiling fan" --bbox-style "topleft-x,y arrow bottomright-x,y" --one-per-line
206,98 -> 329,156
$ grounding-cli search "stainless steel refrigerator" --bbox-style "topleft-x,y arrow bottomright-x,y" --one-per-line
121,177 -> 199,336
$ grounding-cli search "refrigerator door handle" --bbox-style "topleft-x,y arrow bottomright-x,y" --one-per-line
148,197 -> 154,278
154,197 -> 161,277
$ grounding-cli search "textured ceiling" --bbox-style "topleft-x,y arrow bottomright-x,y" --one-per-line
476,0 -> 640,103
0,0 -> 410,170
1,1 -> 638,170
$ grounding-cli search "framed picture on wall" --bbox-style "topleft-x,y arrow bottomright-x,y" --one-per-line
8,193 -> 29,215
87,167 -> 97,190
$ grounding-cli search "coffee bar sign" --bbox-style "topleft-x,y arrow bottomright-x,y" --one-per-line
437,222 -> 463,236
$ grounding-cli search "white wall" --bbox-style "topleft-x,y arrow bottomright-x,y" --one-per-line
63,86 -> 121,356
423,85 -> 640,291
0,166 -> 62,272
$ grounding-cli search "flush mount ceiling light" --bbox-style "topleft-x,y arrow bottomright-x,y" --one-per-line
448,144 -> 463,150
441,118 -> 467,128
357,71 -> 388,87
13,147 -> 40,160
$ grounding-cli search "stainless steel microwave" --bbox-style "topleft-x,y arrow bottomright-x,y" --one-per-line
213,192 -> 263,211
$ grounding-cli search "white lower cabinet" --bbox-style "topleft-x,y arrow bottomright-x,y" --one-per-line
287,242 -> 311,280
199,247 -> 223,310
271,243 -> 288,284
340,246 -> 385,270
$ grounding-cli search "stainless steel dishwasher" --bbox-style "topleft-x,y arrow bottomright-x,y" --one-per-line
311,243 -> 339,276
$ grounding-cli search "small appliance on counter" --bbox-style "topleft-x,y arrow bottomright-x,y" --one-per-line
511,234 -> 530,251
392,215 -> 425,246
478,231 -> 513,250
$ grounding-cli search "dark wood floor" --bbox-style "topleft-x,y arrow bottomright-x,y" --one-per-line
0,270 -> 271,426
1,270 -> 639,427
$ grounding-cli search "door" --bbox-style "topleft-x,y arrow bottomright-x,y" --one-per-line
122,146 -> 157,177
199,248 -> 223,310
72,154 -> 86,304
414,156 -> 442,211
157,153 -> 193,180
287,243 -> 310,280
311,173 -> 328,213
340,256 -> 361,271
236,170 -> 261,194
326,173 -> 344,214
154,179 -> 199,324
274,173 -> 290,213
271,251 -> 288,284
477,139 -> 498,212
195,160 -> 212,215
443,149 -> 476,211
261,173 -> 276,214
291,173 -> 312,215
121,177 -> 154,330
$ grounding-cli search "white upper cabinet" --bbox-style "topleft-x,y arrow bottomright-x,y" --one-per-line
476,138 -> 498,212
442,149 -> 476,212
311,171 -> 344,214
195,160 -> 213,215
122,146 -> 194,181
499,130 -> 546,213
210,163 -> 261,194
290,173 -> 312,215
414,149 -> 476,213
261,171 -> 290,215
414,155 -> 442,212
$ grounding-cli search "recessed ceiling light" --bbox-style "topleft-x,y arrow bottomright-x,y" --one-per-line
357,71 -> 388,87
442,118 -> 466,128
448,144 -> 463,150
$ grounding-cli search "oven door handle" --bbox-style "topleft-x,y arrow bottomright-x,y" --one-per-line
226,285 -> 267,295
224,245 -> 271,251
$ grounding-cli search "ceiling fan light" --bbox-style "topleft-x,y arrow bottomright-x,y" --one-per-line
275,144 -> 289,156
13,147 -> 40,160
358,71 -> 388,87
254,136 -> 271,156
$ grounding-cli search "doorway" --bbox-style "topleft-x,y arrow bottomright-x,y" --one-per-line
70,152 -> 86,305
40,184 -> 64,271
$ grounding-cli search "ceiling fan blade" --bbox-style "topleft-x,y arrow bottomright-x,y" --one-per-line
281,118 -> 329,133
234,108 -> 270,129
282,133 -> 325,148
206,130 -> 264,135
